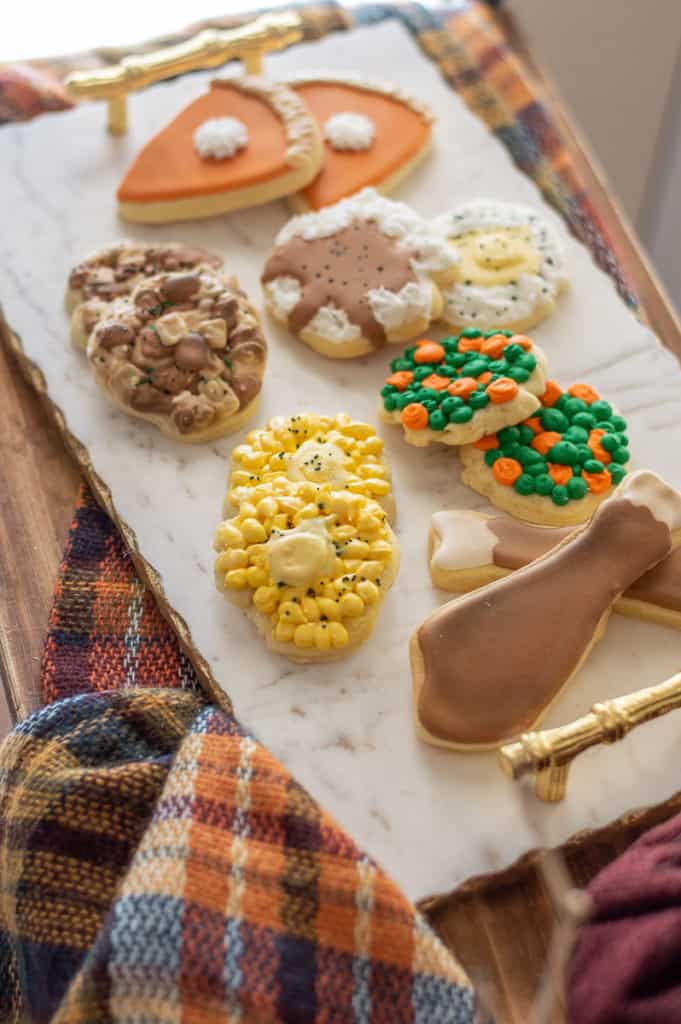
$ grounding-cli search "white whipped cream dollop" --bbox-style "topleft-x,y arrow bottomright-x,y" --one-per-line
193,117 -> 249,160
324,112 -> 376,151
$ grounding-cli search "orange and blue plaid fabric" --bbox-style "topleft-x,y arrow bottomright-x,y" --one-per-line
1,3 -> 642,1020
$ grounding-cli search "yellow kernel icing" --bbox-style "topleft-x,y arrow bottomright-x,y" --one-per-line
227,414 -> 394,517
214,477 -> 397,656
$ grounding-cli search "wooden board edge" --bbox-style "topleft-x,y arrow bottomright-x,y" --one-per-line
0,309 -> 233,721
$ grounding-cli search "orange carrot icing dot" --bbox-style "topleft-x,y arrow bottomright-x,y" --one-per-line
420,373 -> 451,391
532,430 -> 562,455
525,416 -> 543,435
582,468 -> 612,494
588,428 -> 612,464
508,334 -> 533,351
486,377 -> 519,404
547,463 -> 573,486
457,336 -> 482,353
480,334 -> 508,359
401,402 -> 429,430
492,457 -> 523,486
568,382 -> 601,404
447,376 -> 478,399
474,434 -> 500,451
540,380 -> 563,407
478,371 -> 492,385
386,370 -> 413,391
414,341 -> 445,364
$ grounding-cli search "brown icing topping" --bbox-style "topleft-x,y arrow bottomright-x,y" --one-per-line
488,516 -> 681,612
261,221 -> 418,347
417,498 -> 672,747
88,269 -> 266,436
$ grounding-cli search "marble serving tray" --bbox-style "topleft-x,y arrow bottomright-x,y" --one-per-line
3,19 -> 681,903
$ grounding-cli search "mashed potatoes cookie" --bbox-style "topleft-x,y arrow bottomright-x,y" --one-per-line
433,199 -> 569,333
261,188 -> 458,358
85,268 -> 266,442
379,330 -> 547,446
460,380 -> 630,525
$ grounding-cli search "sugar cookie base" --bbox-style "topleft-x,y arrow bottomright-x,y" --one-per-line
459,445 -> 611,526
379,389 -> 540,447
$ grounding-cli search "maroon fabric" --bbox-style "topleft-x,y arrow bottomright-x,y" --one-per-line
567,810 -> 681,1023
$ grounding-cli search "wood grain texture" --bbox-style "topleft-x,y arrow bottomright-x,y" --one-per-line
1,12 -> 681,1022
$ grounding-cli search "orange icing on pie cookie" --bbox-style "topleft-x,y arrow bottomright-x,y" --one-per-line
293,82 -> 431,210
118,83 -> 289,203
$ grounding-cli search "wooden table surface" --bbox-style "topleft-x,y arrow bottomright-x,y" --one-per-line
2,11 -> 681,1022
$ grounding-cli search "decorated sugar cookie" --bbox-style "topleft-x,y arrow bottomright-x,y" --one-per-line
460,380 -> 631,525
286,74 -> 434,211
85,268 -> 266,442
214,414 -> 398,662
428,508 -> 681,632
225,413 -> 394,520
117,77 -> 323,224
433,200 -> 569,332
412,471 -> 681,750
66,241 -> 223,350
379,330 -> 547,447
261,189 -> 458,358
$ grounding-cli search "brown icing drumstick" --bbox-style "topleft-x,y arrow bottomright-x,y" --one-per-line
411,471 -> 681,751
428,508 -> 681,631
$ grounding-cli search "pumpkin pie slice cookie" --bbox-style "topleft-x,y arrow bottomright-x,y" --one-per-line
261,188 -> 458,358
459,380 -> 631,525
117,77 -> 323,223
85,268 -> 266,441
66,241 -> 223,349
286,73 -> 434,211
433,199 -> 569,333
379,330 -> 547,446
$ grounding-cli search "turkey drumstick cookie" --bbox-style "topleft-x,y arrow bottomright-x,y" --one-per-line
67,241 -> 223,350
412,471 -> 681,750
379,329 -> 547,446
85,268 -> 266,442
261,188 -> 458,358
429,508 -> 681,631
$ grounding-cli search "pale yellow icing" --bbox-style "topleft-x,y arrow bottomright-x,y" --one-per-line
453,226 -> 541,287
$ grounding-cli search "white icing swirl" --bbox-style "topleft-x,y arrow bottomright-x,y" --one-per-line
324,112 -> 375,151
193,117 -> 249,160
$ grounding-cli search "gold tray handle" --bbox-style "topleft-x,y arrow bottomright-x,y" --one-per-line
499,670 -> 681,802
64,11 -> 303,134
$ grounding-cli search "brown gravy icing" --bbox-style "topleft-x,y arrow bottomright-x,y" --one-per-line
262,222 -> 418,347
418,499 -> 672,746
488,517 -> 681,611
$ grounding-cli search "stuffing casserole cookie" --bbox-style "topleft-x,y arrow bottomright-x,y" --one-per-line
214,414 -> 398,661
85,268 -> 267,442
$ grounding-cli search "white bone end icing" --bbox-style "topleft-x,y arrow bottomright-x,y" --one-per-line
287,440 -> 349,485
431,511 -> 496,572
616,470 -> 681,532
324,112 -> 376,151
193,117 -> 249,159
267,518 -> 337,587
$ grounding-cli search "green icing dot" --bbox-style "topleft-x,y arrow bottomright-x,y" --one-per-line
484,329 -> 502,338
514,474 -> 536,495
610,415 -> 627,432
440,363 -> 458,378
380,384 -> 394,397
462,357 -> 489,378
468,390 -> 490,410
383,394 -> 397,413
600,433 -> 619,453
611,447 -> 630,465
488,360 -> 508,374
451,405 -> 474,424
547,441 -> 579,465
526,462 -> 548,477
390,357 -> 412,373
484,449 -> 503,466
563,425 -> 589,445
414,365 -> 435,380
572,411 -> 596,430
395,392 -> 415,409
590,400 -> 613,421
551,485 -> 569,506
575,445 -> 593,465
553,394 -> 571,412
567,477 -> 588,499
535,474 -> 554,496
584,459 -> 605,474
460,327 -> 483,338
562,397 -> 587,418
497,426 -> 520,446
422,399 -> 438,412
540,408 -> 569,432
503,343 -> 524,363
518,353 -> 537,371
502,443 -> 524,461
451,352 -> 467,368
507,366 -> 530,383
429,410 -> 447,431
404,346 -> 417,360
517,425 -> 535,446
610,464 -> 626,484
441,396 -> 464,416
